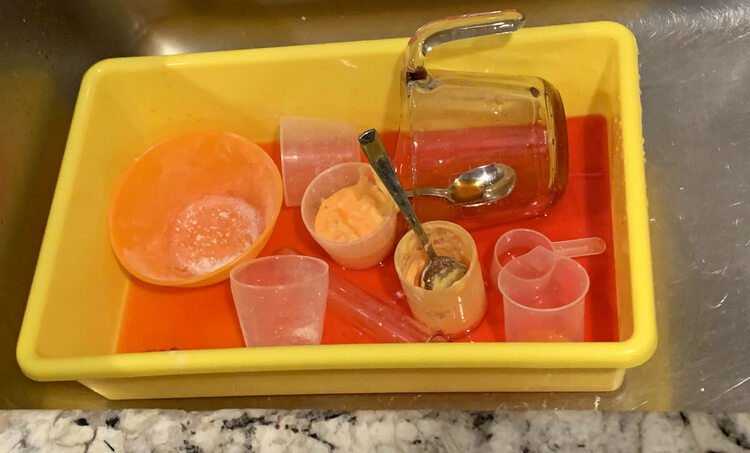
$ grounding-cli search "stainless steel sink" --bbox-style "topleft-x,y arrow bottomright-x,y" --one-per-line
1,0 -> 748,410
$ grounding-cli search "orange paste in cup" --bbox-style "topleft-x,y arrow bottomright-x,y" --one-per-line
314,170 -> 396,242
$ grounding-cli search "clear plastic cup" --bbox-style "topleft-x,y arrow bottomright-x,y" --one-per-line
229,255 -> 329,347
498,246 -> 589,342
280,116 -> 361,207
301,162 -> 398,269
490,228 -> 605,292
394,221 -> 486,337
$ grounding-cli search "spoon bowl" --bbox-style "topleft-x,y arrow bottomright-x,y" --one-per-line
450,163 -> 515,206
421,255 -> 468,290
406,163 -> 515,206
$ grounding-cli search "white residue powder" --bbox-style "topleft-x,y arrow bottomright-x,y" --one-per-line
168,195 -> 264,277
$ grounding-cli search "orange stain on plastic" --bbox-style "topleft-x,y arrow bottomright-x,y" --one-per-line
109,130 -> 283,287
117,115 -> 617,352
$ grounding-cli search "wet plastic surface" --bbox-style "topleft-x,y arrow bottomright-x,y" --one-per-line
117,118 -> 619,353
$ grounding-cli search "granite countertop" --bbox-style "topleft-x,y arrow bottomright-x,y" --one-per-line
1,410 -> 749,452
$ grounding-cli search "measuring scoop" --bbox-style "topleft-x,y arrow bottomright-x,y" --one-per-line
490,228 -> 605,292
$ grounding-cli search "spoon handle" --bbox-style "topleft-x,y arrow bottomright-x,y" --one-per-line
408,187 -> 450,199
358,129 -> 437,260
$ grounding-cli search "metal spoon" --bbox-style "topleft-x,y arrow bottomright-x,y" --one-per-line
405,163 -> 515,207
358,129 -> 467,290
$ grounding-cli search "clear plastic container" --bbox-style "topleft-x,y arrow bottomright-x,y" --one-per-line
280,116 -> 361,207
301,162 -> 398,269
498,246 -> 589,342
394,220 -> 486,337
229,255 -> 329,347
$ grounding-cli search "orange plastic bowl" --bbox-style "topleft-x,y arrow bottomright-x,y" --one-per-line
109,130 -> 283,287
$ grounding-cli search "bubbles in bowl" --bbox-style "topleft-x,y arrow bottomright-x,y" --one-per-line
168,195 -> 264,277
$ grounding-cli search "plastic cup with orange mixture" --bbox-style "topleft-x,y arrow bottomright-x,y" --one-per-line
394,220 -> 486,337
301,162 -> 398,269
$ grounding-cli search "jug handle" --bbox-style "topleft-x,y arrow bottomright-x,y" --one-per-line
405,10 -> 525,80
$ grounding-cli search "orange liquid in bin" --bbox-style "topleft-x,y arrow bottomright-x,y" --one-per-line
118,117 -> 620,352
109,130 -> 283,287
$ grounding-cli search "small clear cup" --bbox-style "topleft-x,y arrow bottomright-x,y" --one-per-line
230,255 -> 329,347
280,116 -> 361,207
301,162 -> 398,269
394,220 -> 486,337
498,246 -> 589,342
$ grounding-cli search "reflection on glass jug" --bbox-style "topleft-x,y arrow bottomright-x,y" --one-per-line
393,10 -> 569,231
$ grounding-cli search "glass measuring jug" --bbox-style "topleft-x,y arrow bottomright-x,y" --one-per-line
393,10 -> 569,231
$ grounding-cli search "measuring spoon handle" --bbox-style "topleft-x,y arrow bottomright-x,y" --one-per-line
552,237 -> 606,258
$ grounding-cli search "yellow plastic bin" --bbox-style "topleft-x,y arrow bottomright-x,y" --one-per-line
17,21 -> 656,400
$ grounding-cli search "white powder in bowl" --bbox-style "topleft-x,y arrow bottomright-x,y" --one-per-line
167,195 -> 264,277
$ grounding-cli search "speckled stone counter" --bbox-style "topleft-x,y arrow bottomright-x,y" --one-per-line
1,410 -> 749,452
